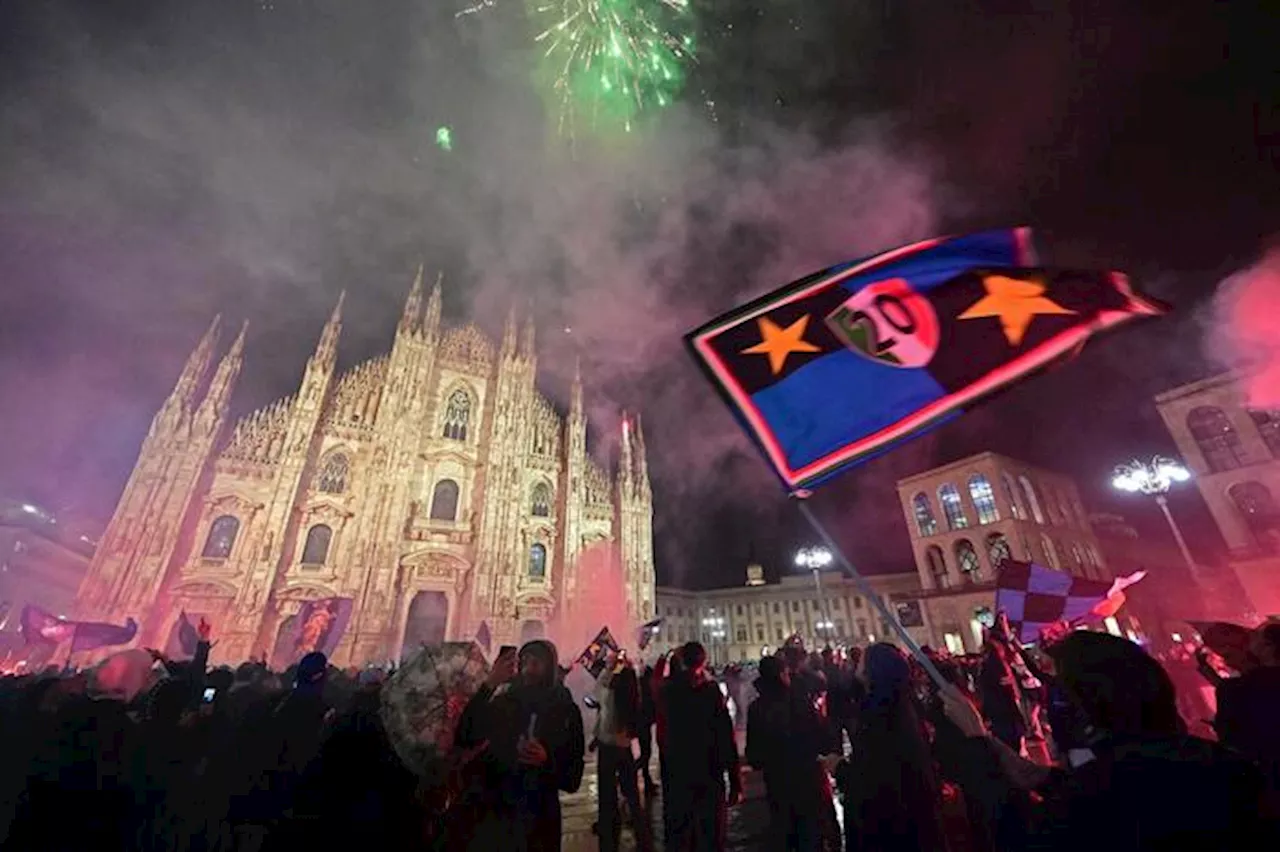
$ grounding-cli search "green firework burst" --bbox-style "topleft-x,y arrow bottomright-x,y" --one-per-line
529,0 -> 695,137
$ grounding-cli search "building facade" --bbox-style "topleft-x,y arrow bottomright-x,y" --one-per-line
653,571 -> 925,665
895,451 -> 1109,653
1155,374 -> 1280,616
73,271 -> 656,665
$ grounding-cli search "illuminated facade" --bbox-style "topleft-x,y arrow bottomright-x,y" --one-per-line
1155,374 -> 1280,616
73,271 -> 655,664
895,451 -> 1109,653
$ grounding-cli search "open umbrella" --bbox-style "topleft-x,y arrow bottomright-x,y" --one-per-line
381,641 -> 490,779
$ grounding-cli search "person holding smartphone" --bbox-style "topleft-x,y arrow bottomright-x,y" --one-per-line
447,640 -> 585,852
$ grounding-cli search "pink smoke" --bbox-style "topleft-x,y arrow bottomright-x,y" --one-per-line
1208,249 -> 1280,407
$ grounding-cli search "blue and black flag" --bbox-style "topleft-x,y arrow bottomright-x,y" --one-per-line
687,228 -> 1163,492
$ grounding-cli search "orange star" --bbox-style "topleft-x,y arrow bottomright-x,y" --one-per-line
742,315 -> 821,374
957,274 -> 1076,346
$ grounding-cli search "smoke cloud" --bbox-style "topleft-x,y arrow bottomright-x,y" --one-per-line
1206,250 -> 1280,408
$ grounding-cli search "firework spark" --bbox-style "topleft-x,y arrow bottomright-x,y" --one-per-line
529,0 -> 695,137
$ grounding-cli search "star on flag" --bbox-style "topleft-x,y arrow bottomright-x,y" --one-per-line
741,315 -> 821,374
957,274 -> 1076,346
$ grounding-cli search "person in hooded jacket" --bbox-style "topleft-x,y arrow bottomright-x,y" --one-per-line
746,655 -> 836,851
448,639 -> 585,852
1214,621 -> 1280,810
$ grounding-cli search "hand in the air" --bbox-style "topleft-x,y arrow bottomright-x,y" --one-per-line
486,651 -> 517,690
197,618 -> 212,642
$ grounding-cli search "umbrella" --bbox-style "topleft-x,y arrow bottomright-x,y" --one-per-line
381,641 -> 490,779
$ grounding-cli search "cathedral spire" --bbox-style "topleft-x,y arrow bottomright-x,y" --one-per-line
619,412 -> 634,487
501,304 -> 517,356
196,320 -> 248,430
520,314 -> 536,360
570,358 -> 583,420
633,412 -> 648,483
423,270 -> 443,338
171,314 -> 222,404
399,265 -> 423,336
311,291 -> 345,369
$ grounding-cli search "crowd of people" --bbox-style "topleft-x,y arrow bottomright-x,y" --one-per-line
1,616 -> 1278,851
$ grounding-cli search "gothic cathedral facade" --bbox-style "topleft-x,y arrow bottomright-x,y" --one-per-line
73,270 -> 656,664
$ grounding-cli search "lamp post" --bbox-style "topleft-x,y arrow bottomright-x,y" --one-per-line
1111,456 -> 1201,583
796,546 -> 835,646
701,610 -> 726,666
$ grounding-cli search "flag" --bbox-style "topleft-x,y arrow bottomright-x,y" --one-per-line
686,229 -> 1164,492
637,617 -> 662,650
277,597 -> 354,664
996,561 -> 1146,643
575,626 -> 619,678
71,617 -> 138,653
20,605 -> 75,646
475,620 -> 492,654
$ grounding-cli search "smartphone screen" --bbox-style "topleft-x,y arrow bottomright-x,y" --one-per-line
202,687 -> 216,703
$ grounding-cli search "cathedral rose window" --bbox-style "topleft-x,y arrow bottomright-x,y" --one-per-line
442,388 -> 471,441
202,515 -> 240,560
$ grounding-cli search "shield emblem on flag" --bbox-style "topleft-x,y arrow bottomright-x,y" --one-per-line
826,277 -> 940,369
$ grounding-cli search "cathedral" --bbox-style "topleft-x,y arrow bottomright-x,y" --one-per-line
73,270 -> 656,665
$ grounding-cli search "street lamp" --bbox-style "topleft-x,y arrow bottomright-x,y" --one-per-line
701,609 -> 726,665
1111,456 -> 1201,582
796,546 -> 835,646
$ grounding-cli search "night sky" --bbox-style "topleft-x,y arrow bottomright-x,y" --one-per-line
0,1 -> 1275,589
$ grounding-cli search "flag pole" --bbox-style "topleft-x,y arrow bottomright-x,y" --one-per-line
796,499 -> 949,691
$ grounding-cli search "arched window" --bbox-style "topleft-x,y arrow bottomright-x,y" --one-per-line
986,532 -> 1012,568
1041,533 -> 1060,569
1019,476 -> 1045,524
301,524 -> 332,565
202,515 -> 240,559
1229,481 -> 1279,538
315,453 -> 349,494
1187,406 -> 1246,472
531,483 -> 552,518
429,479 -> 460,521
955,539 -> 980,579
912,493 -> 939,536
442,388 -> 472,441
1069,543 -> 1085,571
968,475 -> 1000,524
1249,410 -> 1280,459
529,543 -> 547,579
1001,472 -> 1025,520
1059,495 -> 1076,529
938,484 -> 969,530
926,545 -> 948,589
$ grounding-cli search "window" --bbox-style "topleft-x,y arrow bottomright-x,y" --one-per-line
429,479 -> 460,521
955,539 -> 980,579
754,627 -> 764,642
530,482 -> 551,517
938,484 -> 969,530
1250,410 -> 1280,458
1070,543 -> 1084,568
792,601 -> 800,612
926,545 -> 949,588
812,600 -> 821,611
857,619 -> 868,638
1187,406 -> 1246,472
316,453 -> 349,494
834,620 -> 845,636
772,602 -> 780,614
1229,481 -> 1279,540
775,627 -> 783,641
1058,495 -> 1075,529
986,532 -> 1012,568
202,515 -> 240,559
529,543 -> 547,579
1041,534 -> 1060,569
302,524 -> 332,565
832,598 -> 842,610
736,605 -> 744,616
911,493 -> 939,536
754,603 -> 762,614
442,388 -> 472,441
1001,472 -> 1025,519
854,596 -> 863,608
968,475 -> 1000,524
1019,476 -> 1045,524
736,627 -> 747,642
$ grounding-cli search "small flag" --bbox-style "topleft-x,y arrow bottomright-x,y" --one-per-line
70,616 -> 139,653
20,605 -> 75,646
575,627 -> 619,678
686,229 -> 1164,492
637,617 -> 663,650
996,561 -> 1146,643
475,620 -> 492,654
276,597 -> 354,665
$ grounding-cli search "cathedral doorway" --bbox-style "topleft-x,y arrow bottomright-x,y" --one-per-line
401,591 -> 449,659
270,615 -> 298,669
520,620 -> 545,644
